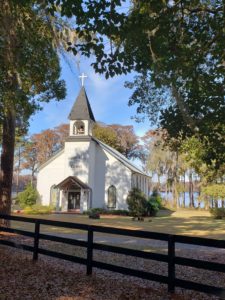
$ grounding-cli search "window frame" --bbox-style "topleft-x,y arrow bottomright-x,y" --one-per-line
107,185 -> 117,209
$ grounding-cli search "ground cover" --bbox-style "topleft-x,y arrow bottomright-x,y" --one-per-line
0,240 -> 223,300
12,209 -> 225,240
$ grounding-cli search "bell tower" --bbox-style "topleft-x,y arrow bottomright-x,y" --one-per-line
68,78 -> 95,137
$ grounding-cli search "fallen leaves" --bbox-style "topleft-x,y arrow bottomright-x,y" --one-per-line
0,234 -> 224,299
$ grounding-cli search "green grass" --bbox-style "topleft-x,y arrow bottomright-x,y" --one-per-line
11,208 -> 225,240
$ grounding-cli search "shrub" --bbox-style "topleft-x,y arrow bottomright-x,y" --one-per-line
23,204 -> 53,215
86,208 -> 107,215
18,184 -> 39,209
146,189 -> 162,217
127,188 -> 147,218
85,208 -> 129,216
108,209 -> 129,216
150,189 -> 162,207
89,212 -> 100,219
210,208 -> 225,219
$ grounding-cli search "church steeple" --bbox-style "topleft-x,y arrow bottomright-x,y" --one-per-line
69,87 -> 95,122
69,86 -> 95,137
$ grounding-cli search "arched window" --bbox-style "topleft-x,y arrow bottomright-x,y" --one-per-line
73,121 -> 85,135
50,185 -> 60,209
108,185 -> 117,209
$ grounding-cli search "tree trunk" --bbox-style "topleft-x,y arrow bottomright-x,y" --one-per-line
189,171 -> 194,208
16,145 -> 21,195
0,108 -> 16,226
165,180 -> 168,202
183,172 -> 186,208
0,0 -> 19,226
157,173 -> 161,192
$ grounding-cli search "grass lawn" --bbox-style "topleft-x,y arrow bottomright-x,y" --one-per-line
11,208 -> 225,240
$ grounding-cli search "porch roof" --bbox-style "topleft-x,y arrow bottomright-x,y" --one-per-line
55,176 -> 91,190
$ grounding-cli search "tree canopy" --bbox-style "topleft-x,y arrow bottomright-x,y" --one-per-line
44,0 -> 225,172
0,0 -> 68,219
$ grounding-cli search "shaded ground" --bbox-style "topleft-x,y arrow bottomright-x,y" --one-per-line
0,243 -> 222,300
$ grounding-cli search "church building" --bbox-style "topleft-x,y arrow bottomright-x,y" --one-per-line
37,86 -> 150,212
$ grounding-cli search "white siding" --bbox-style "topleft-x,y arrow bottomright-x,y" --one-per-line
103,149 -> 131,210
91,143 -> 107,208
37,137 -> 149,212
36,151 -> 65,206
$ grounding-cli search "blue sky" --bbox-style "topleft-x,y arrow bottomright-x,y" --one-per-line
29,54 -> 150,137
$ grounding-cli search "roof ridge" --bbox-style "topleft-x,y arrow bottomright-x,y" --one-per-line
92,137 -> 148,176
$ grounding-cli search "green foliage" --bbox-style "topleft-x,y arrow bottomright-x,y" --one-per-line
86,208 -> 107,215
146,189 -> 162,216
18,184 -> 39,208
210,208 -> 225,220
127,188 -> 147,218
107,209 -> 129,216
202,185 -> 225,201
23,204 -> 53,215
45,0 -> 225,170
93,123 -> 140,159
93,124 -> 119,151
180,136 -> 224,183
85,208 -> 129,216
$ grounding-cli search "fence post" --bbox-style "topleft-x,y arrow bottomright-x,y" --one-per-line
33,220 -> 40,261
87,226 -> 93,275
168,235 -> 175,293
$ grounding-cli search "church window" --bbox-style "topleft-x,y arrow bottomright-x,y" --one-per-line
108,185 -> 117,208
73,121 -> 85,135
50,185 -> 60,209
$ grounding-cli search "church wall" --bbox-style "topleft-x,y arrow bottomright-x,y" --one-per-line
103,150 -> 132,210
64,140 -> 90,185
91,143 -> 107,209
37,152 -> 65,206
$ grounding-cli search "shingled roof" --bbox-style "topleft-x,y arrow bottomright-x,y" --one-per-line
68,87 -> 95,121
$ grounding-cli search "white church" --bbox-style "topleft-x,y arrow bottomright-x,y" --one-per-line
37,84 -> 150,213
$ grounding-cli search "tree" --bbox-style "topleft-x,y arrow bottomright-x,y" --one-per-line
13,136 -> 27,195
54,123 -> 69,148
20,141 -> 38,185
142,130 -> 180,207
109,124 -> 140,159
93,123 -> 119,151
0,0 -> 66,222
93,123 -> 140,159
21,125 -> 68,179
45,0 -> 225,173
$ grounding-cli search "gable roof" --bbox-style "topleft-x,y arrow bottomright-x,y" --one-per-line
37,137 -> 149,178
68,87 -> 95,121
55,176 -> 91,190
92,137 -> 149,177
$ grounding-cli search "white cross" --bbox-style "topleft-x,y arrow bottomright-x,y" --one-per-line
79,73 -> 87,87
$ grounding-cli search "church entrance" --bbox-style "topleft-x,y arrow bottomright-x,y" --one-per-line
68,191 -> 80,210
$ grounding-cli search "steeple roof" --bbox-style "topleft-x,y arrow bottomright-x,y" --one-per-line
68,87 -> 95,121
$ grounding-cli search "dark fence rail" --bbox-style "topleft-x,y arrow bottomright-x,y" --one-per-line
0,214 -> 225,298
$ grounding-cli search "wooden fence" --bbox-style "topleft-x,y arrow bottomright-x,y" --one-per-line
0,214 -> 225,298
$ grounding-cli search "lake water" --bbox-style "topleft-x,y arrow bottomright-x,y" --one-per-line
161,192 -> 223,208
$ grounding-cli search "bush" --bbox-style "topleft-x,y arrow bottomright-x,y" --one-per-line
86,208 -> 107,215
85,208 -> 129,216
127,188 -> 147,218
23,204 -> 53,215
107,209 -> 129,216
18,184 -> 39,209
210,208 -> 225,219
146,189 -> 162,216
